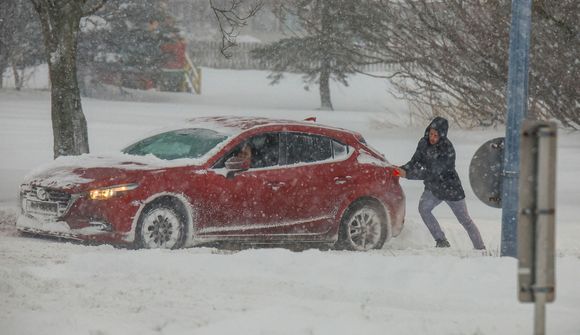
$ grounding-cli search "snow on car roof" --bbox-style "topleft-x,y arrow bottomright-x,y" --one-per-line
185,116 -> 355,135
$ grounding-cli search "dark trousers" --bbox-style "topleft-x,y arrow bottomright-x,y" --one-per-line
418,190 -> 485,249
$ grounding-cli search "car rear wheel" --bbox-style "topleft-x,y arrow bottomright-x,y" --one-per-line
136,205 -> 185,249
337,200 -> 388,251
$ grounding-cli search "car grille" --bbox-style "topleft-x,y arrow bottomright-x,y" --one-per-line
21,186 -> 76,219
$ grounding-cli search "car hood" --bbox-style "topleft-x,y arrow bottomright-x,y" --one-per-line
22,153 -> 198,193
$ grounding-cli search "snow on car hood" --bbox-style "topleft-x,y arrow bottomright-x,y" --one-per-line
22,153 -> 204,191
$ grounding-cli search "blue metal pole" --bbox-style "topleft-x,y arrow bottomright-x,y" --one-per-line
501,0 -> 533,257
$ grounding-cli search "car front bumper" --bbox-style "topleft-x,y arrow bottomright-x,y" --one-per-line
16,214 -> 132,245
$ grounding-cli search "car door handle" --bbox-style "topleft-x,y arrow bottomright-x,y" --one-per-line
267,181 -> 286,191
334,176 -> 351,185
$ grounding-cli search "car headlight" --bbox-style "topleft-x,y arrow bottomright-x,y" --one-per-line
89,183 -> 139,200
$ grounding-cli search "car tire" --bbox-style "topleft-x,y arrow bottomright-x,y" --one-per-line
136,204 -> 185,249
337,200 -> 388,251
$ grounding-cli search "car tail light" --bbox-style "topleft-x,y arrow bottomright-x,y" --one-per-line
392,168 -> 401,177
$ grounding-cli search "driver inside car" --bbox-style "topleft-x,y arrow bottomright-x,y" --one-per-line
225,143 -> 252,170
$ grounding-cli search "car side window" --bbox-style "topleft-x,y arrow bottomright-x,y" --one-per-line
214,133 -> 280,169
332,140 -> 349,159
285,133 -> 333,165
249,133 -> 280,168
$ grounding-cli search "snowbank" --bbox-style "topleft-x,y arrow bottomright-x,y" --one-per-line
1,67 -> 579,335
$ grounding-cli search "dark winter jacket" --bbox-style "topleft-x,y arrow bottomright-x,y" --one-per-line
401,117 -> 466,201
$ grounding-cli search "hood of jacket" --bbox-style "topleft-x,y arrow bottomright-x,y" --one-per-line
424,116 -> 449,139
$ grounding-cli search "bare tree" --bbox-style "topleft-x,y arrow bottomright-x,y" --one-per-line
29,0 -> 108,158
210,0 -> 263,58
28,0 -> 260,158
362,0 -> 579,128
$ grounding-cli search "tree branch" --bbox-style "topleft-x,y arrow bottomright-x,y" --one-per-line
210,0 -> 263,58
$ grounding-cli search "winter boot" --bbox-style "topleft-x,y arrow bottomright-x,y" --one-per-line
435,238 -> 451,248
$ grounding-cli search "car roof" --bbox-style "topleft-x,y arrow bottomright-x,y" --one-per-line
185,116 -> 357,136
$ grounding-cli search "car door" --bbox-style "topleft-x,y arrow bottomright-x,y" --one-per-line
197,132 -> 286,238
274,132 -> 353,236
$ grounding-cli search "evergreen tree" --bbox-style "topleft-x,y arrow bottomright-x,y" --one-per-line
251,0 -> 378,111
79,0 -> 180,92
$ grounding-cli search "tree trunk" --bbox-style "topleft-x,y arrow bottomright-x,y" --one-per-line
0,56 -> 5,89
11,63 -> 22,91
318,0 -> 333,111
48,36 -> 90,158
319,60 -> 333,111
32,1 -> 89,158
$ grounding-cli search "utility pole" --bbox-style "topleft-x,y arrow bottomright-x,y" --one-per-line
501,0 -> 533,257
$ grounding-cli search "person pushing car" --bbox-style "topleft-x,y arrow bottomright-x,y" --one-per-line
395,117 -> 486,250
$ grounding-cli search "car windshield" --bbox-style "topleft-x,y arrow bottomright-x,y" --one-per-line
122,128 -> 229,160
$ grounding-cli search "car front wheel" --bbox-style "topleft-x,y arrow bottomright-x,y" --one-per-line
136,205 -> 185,249
337,200 -> 388,251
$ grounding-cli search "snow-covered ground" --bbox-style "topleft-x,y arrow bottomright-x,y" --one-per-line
1,68 -> 579,335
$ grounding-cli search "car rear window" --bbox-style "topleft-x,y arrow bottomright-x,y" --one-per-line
355,133 -> 387,162
285,133 -> 332,164
122,128 -> 229,160
332,140 -> 348,159
355,133 -> 367,144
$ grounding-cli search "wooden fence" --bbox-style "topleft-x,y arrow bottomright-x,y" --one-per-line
188,40 -> 403,73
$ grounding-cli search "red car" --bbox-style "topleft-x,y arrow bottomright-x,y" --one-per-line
17,116 -> 405,251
